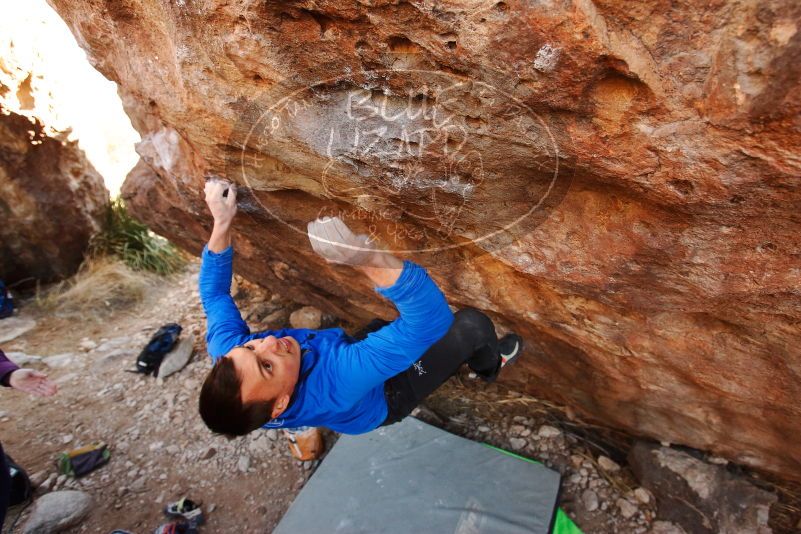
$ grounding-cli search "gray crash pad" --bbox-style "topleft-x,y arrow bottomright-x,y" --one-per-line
274,418 -> 562,534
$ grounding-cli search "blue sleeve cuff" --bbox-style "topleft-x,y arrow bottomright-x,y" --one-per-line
202,244 -> 233,263
375,260 -> 424,300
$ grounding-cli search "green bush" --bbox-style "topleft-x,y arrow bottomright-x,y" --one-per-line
91,198 -> 186,275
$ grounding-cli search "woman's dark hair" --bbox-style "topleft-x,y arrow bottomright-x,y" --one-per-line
199,357 -> 274,436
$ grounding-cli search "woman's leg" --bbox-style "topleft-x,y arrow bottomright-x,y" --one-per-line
382,307 -> 502,425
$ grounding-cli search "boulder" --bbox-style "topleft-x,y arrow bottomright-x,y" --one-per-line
48,0 -> 801,479
629,442 -> 777,534
0,110 -> 108,284
22,490 -> 91,534
289,306 -> 323,330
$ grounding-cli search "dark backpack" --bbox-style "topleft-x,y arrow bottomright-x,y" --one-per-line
6,454 -> 32,506
135,323 -> 182,376
0,280 -> 14,319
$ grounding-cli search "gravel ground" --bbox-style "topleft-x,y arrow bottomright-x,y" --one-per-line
0,261 -> 686,533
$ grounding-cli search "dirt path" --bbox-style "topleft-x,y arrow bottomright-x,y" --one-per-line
1,264 -> 314,532
0,262 -> 661,533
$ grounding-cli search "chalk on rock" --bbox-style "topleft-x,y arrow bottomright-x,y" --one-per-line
22,490 -> 92,534
157,334 -> 195,379
289,306 -> 322,330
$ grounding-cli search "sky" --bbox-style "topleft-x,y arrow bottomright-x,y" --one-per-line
0,0 -> 140,196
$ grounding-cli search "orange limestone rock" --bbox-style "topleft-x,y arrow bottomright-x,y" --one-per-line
48,0 -> 801,479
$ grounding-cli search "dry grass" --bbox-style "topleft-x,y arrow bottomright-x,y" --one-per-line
35,256 -> 155,316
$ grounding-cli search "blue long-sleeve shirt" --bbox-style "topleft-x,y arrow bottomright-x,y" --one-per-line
198,245 -> 454,434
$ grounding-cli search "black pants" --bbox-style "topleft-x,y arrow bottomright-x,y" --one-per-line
353,308 -> 502,427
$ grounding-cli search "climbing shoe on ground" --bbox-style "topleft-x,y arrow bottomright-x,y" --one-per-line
284,427 -> 324,461
499,333 -> 524,368
164,497 -> 204,526
153,520 -> 196,534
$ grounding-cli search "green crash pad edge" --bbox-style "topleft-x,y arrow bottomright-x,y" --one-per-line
483,444 -> 584,534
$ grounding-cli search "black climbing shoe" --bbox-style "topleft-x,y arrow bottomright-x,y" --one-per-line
499,333 -> 524,369
468,333 -> 524,382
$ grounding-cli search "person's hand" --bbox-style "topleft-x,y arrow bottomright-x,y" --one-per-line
307,216 -> 384,267
204,178 -> 237,227
8,369 -> 57,397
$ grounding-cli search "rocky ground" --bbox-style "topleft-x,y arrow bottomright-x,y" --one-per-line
0,261 -> 796,533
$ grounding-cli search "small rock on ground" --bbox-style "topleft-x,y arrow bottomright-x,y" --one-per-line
238,455 -> 251,473
598,455 -> 621,472
649,521 -> 687,534
634,487 -> 651,504
78,339 -> 97,351
616,498 -> 638,519
509,438 -> 526,451
157,334 -> 195,378
537,425 -> 561,438
581,489 -> 599,512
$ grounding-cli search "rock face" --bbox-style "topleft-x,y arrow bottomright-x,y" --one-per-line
629,442 -> 777,533
48,1 -> 801,478
0,108 -> 108,284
